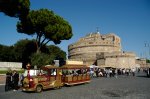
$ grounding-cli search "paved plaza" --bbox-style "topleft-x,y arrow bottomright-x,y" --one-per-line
0,72 -> 150,99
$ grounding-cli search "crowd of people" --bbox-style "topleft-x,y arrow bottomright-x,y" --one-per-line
89,67 -> 136,78
5,69 -> 22,92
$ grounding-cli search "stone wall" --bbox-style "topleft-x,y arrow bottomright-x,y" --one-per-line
97,52 -> 136,69
0,62 -> 22,70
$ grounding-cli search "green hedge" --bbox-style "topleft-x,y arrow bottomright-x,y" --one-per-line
0,70 -> 7,74
0,69 -> 25,74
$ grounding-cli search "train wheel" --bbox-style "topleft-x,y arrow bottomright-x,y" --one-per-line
36,85 -> 42,93
54,86 -> 60,90
59,86 -> 62,89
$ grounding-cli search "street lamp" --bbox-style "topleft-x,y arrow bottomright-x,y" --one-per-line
144,42 -> 150,68
144,42 -> 150,59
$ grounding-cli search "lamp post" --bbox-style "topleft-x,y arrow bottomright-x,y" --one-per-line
144,42 -> 150,68
144,42 -> 150,59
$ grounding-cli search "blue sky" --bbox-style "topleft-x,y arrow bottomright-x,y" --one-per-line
0,0 -> 150,59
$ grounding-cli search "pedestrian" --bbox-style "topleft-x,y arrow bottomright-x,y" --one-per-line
115,69 -> 118,78
5,68 -> 12,92
20,73 -> 24,87
109,69 -> 112,77
12,70 -> 19,91
126,69 -> 129,76
138,68 -> 140,73
90,68 -> 94,78
131,68 -> 135,76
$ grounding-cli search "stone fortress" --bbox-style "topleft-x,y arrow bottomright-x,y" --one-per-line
68,32 -> 136,69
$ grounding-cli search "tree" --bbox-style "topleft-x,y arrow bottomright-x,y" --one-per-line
47,45 -> 66,60
17,9 -> 73,53
13,39 -> 37,67
30,53 -> 55,68
0,0 -> 30,18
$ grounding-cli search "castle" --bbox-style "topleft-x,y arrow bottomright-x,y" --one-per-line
68,32 -> 136,69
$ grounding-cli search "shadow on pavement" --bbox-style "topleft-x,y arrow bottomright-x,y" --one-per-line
136,75 -> 150,78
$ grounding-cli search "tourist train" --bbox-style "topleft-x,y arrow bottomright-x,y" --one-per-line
22,63 -> 90,93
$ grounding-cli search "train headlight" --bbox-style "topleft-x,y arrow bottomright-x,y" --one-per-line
29,78 -> 33,82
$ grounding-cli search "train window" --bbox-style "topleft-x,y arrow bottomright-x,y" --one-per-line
62,69 -> 68,75
42,70 -> 48,75
62,69 -> 73,75
51,69 -> 56,76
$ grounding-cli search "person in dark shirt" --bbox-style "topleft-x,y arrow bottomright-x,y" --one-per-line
12,70 -> 19,91
5,69 -> 12,92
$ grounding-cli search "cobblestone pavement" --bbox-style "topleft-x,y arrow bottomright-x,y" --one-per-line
0,72 -> 150,99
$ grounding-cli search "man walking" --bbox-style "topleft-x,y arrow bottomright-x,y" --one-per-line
12,70 -> 19,91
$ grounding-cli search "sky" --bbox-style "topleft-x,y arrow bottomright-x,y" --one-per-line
0,0 -> 150,59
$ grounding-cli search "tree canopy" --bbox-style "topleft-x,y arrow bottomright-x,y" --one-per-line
0,44 -> 15,62
17,9 -> 73,52
0,0 -> 30,18
47,45 -> 66,60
